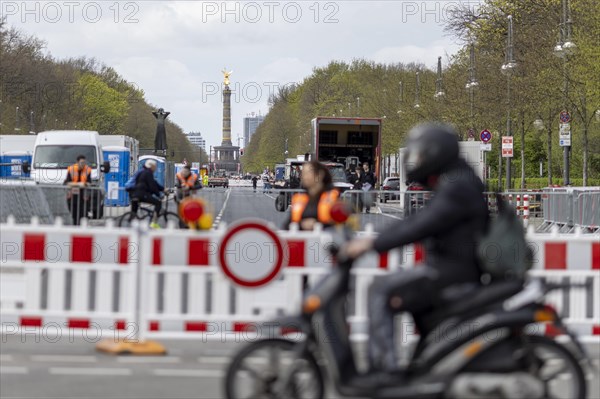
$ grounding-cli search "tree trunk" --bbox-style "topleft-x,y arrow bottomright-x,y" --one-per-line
547,109 -> 552,186
521,112 -> 525,190
582,98 -> 588,187
498,132 -> 503,191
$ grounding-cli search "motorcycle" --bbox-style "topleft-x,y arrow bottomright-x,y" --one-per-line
224,226 -> 592,399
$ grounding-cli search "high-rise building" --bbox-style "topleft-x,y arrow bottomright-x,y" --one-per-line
186,131 -> 206,151
243,112 -> 265,145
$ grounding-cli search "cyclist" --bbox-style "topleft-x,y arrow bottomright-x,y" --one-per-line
343,123 -> 488,382
128,159 -> 167,228
175,165 -> 201,201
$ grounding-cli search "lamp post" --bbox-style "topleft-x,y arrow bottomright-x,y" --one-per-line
397,81 -> 404,115
29,110 -> 35,134
414,72 -> 421,109
356,97 -> 360,116
501,15 -> 517,191
434,56 -> 445,99
465,42 -> 479,128
14,106 -> 21,132
553,0 -> 575,185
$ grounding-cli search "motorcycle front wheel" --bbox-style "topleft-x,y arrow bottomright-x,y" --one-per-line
224,338 -> 324,399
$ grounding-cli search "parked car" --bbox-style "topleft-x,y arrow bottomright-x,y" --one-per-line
380,177 -> 400,203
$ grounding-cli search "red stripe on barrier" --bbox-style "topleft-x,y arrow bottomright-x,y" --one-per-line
71,236 -> 93,263
592,243 -> 600,270
281,327 -> 301,336
593,325 -> 600,336
68,318 -> 90,329
149,321 -> 160,331
287,240 -> 305,267
20,317 -> 42,327
115,320 -> 126,330
544,243 -> 567,269
233,322 -> 254,332
379,252 -> 388,269
118,237 -> 129,264
185,321 -> 208,332
414,243 -> 425,264
152,238 -> 162,265
544,324 -> 562,338
23,234 -> 45,261
188,239 -> 210,266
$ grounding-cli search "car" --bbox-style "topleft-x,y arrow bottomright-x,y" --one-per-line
380,177 -> 400,203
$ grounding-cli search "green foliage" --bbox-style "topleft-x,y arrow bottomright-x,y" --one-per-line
77,73 -> 129,134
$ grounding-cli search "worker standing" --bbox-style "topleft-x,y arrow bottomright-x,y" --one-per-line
64,155 -> 92,225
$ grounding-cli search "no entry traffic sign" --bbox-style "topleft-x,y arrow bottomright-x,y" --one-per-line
559,111 -> 571,124
480,129 -> 492,143
219,221 -> 284,288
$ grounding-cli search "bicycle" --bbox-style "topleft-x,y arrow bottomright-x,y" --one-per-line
118,190 -> 185,228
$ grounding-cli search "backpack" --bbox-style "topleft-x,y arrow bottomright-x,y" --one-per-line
125,169 -> 144,191
477,193 -> 533,281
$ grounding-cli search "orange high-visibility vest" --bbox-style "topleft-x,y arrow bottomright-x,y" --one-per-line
290,190 -> 339,224
67,164 -> 92,183
176,172 -> 198,188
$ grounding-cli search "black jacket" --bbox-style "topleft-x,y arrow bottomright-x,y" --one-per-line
373,159 -> 488,287
361,170 -> 376,189
132,167 -> 164,197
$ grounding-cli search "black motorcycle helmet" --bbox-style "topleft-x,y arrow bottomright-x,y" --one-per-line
404,123 -> 459,185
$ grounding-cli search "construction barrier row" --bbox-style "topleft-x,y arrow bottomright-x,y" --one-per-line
1,217 -> 598,350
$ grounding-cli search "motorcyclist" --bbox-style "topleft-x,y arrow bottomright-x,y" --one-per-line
344,123 -> 488,379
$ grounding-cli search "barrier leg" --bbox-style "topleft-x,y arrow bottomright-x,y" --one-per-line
96,226 -> 166,355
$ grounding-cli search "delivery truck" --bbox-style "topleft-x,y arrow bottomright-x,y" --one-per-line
310,117 -> 382,182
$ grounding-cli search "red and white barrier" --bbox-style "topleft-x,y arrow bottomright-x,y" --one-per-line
1,218 -> 598,345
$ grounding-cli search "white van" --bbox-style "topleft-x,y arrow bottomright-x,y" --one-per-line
28,130 -> 110,218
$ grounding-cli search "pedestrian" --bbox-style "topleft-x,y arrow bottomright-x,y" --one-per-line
351,166 -> 363,212
262,171 -> 271,193
64,155 -> 92,225
252,175 -> 258,192
361,162 -> 376,213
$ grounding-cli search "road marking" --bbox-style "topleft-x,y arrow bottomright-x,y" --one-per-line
32,355 -> 97,363
377,212 -> 403,220
0,366 -> 28,375
197,356 -> 229,364
153,369 -> 224,378
213,188 -> 232,229
49,367 -> 132,376
0,355 -> 14,362
264,193 -> 276,200
118,356 -> 181,364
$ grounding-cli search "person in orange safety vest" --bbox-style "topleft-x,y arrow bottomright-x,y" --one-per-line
285,161 -> 339,231
175,165 -> 201,200
64,155 -> 92,225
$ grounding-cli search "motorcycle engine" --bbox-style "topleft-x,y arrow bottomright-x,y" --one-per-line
448,372 -> 544,399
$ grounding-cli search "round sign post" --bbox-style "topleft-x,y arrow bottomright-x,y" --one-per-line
480,129 -> 492,143
219,220 -> 285,288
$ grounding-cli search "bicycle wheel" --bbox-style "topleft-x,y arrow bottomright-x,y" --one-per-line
118,212 -> 139,227
224,338 -> 324,399
160,211 -> 186,229
523,335 -> 587,399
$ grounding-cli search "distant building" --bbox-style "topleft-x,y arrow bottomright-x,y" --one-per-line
186,131 -> 206,151
243,112 -> 265,145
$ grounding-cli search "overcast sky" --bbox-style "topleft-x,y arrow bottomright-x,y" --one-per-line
2,1 -> 479,149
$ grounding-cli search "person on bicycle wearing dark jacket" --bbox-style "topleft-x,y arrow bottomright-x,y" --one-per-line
129,159 -> 166,222
343,123 -> 488,381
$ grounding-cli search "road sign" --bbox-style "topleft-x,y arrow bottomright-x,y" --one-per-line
559,123 -> 571,147
480,143 -> 492,151
502,136 -> 513,157
559,111 -> 571,124
467,129 -> 475,141
218,220 -> 284,287
480,129 -> 492,143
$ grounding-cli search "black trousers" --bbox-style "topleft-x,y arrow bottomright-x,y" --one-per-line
131,193 -> 162,217
367,267 -> 440,372
67,194 -> 88,226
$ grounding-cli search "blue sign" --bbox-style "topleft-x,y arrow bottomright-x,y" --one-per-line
480,129 -> 492,143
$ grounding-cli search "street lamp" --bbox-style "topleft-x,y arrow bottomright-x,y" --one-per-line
434,56 -> 445,99
356,97 -> 360,116
414,72 -> 421,109
501,15 -> 517,190
466,41 -> 479,134
14,106 -> 21,132
397,81 -> 404,114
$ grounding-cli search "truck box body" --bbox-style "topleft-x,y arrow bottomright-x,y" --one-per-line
0,135 -> 36,154
311,117 -> 382,181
